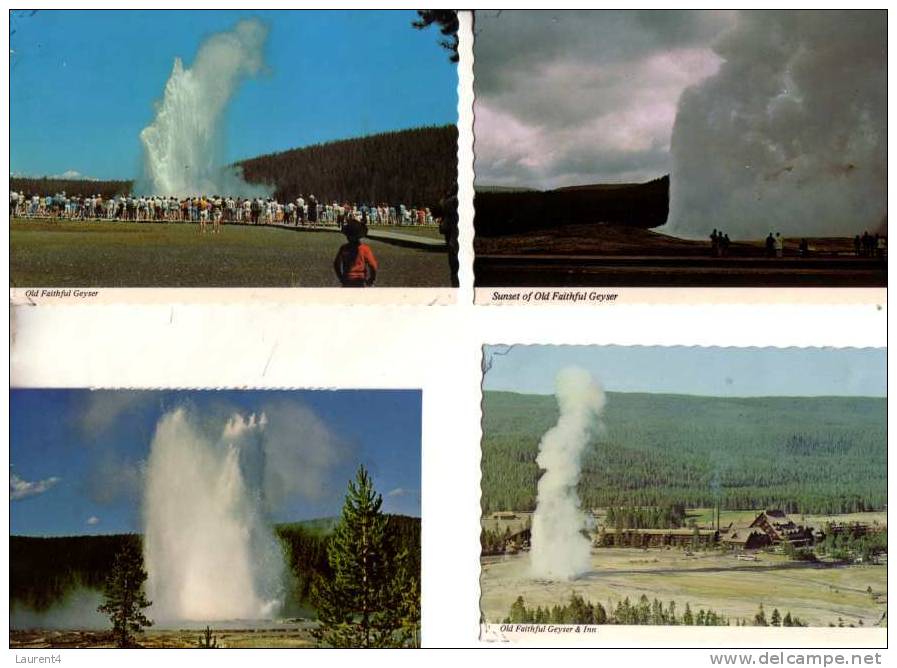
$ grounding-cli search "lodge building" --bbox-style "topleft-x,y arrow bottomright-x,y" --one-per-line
596,510 -> 816,551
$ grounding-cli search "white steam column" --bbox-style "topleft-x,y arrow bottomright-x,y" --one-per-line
530,367 -> 605,581
143,408 -> 285,623
666,11 -> 885,239
137,18 -> 271,197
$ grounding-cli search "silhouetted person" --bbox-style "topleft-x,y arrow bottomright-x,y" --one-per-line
437,185 -> 459,287
861,231 -> 872,257
308,195 -> 318,227
799,238 -> 809,257
765,233 -> 775,258
854,235 -> 861,257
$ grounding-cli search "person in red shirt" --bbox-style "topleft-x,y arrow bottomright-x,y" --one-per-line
333,220 -> 378,287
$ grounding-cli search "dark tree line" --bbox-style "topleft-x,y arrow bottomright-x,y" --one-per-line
605,503 -> 687,530
10,177 -> 133,199
504,593 -> 730,626
10,534 -> 139,611
474,176 -> 670,237
238,125 -> 458,208
11,515 -> 421,619
505,594 -> 807,627
481,391 -> 886,514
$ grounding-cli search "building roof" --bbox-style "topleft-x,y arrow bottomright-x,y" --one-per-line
603,528 -> 717,536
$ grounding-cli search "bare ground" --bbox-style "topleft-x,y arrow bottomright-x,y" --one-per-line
480,548 -> 887,628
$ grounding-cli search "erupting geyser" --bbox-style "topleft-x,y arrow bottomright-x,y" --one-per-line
530,367 -> 605,581
666,11 -> 886,239
143,408 -> 285,622
137,18 -> 271,197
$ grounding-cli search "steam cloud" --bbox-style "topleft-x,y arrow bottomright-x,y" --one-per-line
11,589 -> 106,630
143,404 -> 348,623
137,18 -> 272,197
530,367 -> 605,581
667,11 -> 886,239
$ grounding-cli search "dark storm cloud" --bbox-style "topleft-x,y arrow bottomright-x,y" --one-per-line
473,10 -> 734,188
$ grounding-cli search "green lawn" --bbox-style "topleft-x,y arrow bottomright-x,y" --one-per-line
11,219 -> 451,287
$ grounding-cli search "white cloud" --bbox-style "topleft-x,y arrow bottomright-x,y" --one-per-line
86,516 -> 100,526
10,473 -> 61,501
386,487 -> 416,498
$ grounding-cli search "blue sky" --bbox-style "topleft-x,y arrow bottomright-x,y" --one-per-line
10,9 -> 458,179
10,389 -> 421,536
483,346 -> 886,398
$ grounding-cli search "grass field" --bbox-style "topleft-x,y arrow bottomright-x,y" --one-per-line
10,219 -> 450,287
480,548 -> 887,628
367,224 -> 444,240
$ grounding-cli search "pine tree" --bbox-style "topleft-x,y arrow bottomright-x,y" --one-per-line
393,546 -> 421,646
771,608 -> 782,627
412,10 -> 459,62
508,596 -> 528,624
754,604 -> 769,627
312,466 -> 413,648
197,626 -> 218,648
96,542 -> 153,648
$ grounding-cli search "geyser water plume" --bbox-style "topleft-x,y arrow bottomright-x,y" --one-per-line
137,18 -> 272,197
530,367 -> 605,581
666,10 -> 886,239
143,408 -> 284,622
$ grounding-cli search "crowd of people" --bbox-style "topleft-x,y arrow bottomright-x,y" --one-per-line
707,230 -> 887,259
854,231 -> 887,258
9,191 -> 437,228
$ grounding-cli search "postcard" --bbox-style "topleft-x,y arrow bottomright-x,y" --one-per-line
471,11 -> 887,304
10,388 -> 421,648
479,345 -> 886,647
9,10 -> 461,303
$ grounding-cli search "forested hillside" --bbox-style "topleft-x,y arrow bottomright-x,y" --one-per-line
11,515 -> 420,614
481,391 -> 886,514
9,177 -> 132,199
11,125 -> 457,206
473,175 -> 669,236
238,125 -> 457,206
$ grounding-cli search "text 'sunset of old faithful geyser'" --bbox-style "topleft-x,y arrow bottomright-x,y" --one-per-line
530,367 -> 605,581
668,11 -> 886,239
137,19 -> 271,197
